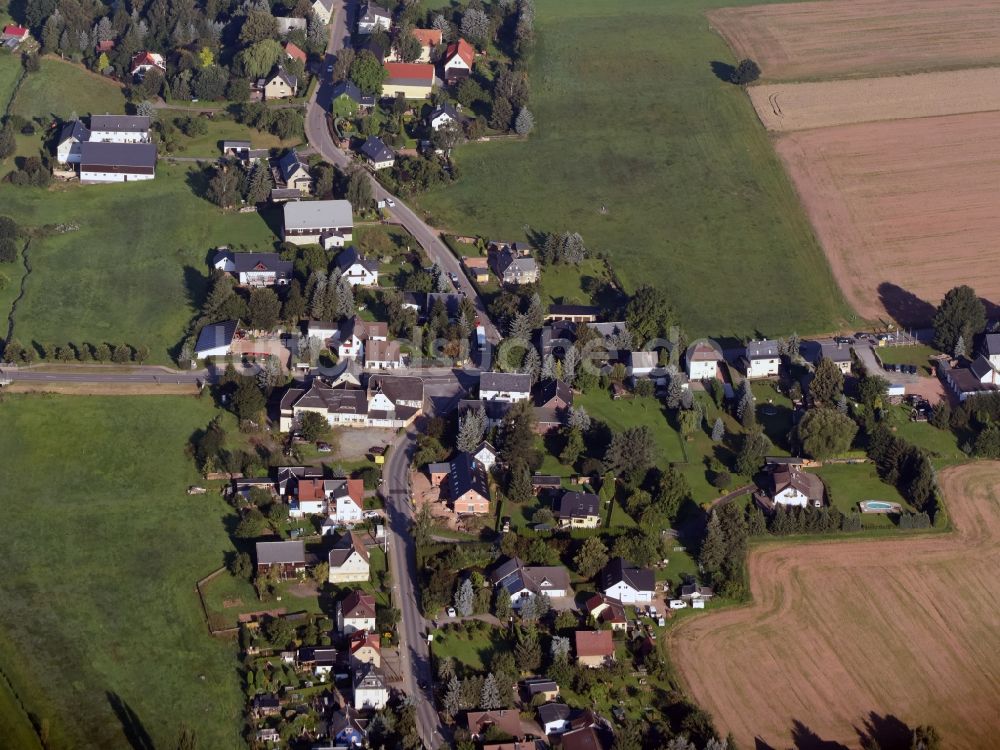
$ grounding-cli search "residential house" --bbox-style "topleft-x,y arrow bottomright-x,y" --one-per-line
256,727 -> 280,744
574,630 -> 615,668
221,140 -> 251,159
554,491 -> 600,529
326,478 -> 365,525
449,453 -> 491,514
427,102 -> 462,131
745,339 -> 781,378
353,664 -> 389,710
546,305 -> 599,324
328,531 -> 371,583
290,477 -> 327,518
252,694 -> 282,718
820,341 -> 852,374
329,704 -> 367,748
382,62 -> 435,99
307,320 -> 341,345
212,250 -> 293,287
95,39 -> 114,54
279,373 -> 423,431
331,80 -> 376,118
489,557 -> 572,607
388,27 -> 440,62
465,709 -> 523,741
522,677 -> 559,702
317,357 -> 364,389
275,16 -> 308,34
337,590 -> 377,633
480,371 -> 532,402
260,67 -> 298,99
584,594 -> 627,631
530,475 -> 561,494
686,340 -> 722,380
538,703 -> 572,735
679,584 -> 714,603
983,334 -> 1000,369
755,465 -> 825,511
360,136 -> 395,170
277,149 -> 314,192
56,120 -> 90,164
311,0 -> 336,24
272,185 -> 302,200
276,465 -> 323,496
534,378 -> 573,433
284,41 -> 307,64
129,51 -> 165,80
349,630 -> 381,669
194,320 -> 238,358
337,247 -> 380,286
472,441 -> 497,472
282,199 -> 353,248
357,2 -> 391,34
942,357 -> 1000,402
428,461 -> 451,487
627,350 -> 665,384
491,245 -> 539,285
302,647 -> 339,677
79,142 -> 156,183
336,317 -> 387,361
562,726 -> 612,750
443,39 -> 475,83
364,339 -> 403,369
1,25 -> 29,48
89,115 -> 151,143
256,540 -> 307,579
600,558 -> 654,604
462,255 -> 490,283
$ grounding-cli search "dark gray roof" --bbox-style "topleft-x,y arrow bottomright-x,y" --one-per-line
429,102 -> 460,122
536,378 -> 573,407
256,540 -> 306,565
194,320 -> 238,354
367,373 -> 424,404
523,677 -> 558,695
60,120 -> 90,143
480,371 -> 532,394
89,114 -> 150,133
277,149 -> 310,182
600,557 -> 655,594
820,342 -> 852,363
746,339 -> 780,359
79,141 -> 157,169
458,398 -> 512,422
360,1 -> 390,21
538,703 -> 571,725
270,66 -> 298,89
360,136 -> 394,163
337,246 -> 379,273
557,491 -> 599,519
449,453 -> 490,501
215,250 -> 293,276
969,355 -> 994,380
548,304 -> 600,317
982,334 -> 1000,357
332,79 -> 375,105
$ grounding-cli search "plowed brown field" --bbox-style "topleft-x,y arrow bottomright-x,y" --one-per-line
750,68 -> 1000,132
709,0 -> 1000,81
773,111 -> 1000,323
670,462 -> 1000,749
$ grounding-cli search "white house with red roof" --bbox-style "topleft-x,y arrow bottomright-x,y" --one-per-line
130,51 -> 165,80
284,41 -> 307,64
1,25 -> 29,48
326,478 -> 365,525
443,39 -> 474,83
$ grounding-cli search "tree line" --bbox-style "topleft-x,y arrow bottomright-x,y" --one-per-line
1,338 -> 150,364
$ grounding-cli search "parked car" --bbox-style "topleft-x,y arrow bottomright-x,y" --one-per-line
446,607 -> 456,617
668,600 -> 687,610
834,336 -> 854,344
500,516 -> 511,533
385,197 -> 395,207
317,442 -> 332,453
448,272 -> 459,283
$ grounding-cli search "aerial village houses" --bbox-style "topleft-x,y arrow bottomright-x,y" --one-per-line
382,62 -> 435,99
194,320 -> 237,359
405,28 -> 442,62
357,2 -> 391,34
360,136 -> 396,170
1,24 -> 30,49
334,317 -> 387,361
489,557 -> 572,607
745,339 -> 781,378
465,710 -> 524,742
283,41 -> 307,64
327,531 -> 371,583
282,199 -> 354,248
364,339 -> 404,370
129,51 -> 165,80
337,247 -> 380,286
212,250 -> 293,287
349,631 -> 381,668
600,558 -> 655,604
449,453 -> 491,514
337,590 -> 377,633
276,149 -> 314,193
442,38 -> 475,83
546,304 -> 600,324
554,491 -> 600,529
491,244 -> 539,284
574,630 -> 615,668
331,80 -> 376,117
428,102 -> 462,131
255,540 -> 306,579
686,340 -> 723,380
311,0 -> 336,24
79,142 -> 157,183
279,374 -> 424,431
585,594 -> 628,632
353,664 -> 389,710
260,67 -> 298,99
480,371 -> 532,402
754,460 -> 825,511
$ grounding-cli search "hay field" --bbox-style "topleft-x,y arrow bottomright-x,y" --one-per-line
709,0 -> 1000,81
750,68 -> 1000,131
670,462 -> 1000,748
773,111 -> 1000,324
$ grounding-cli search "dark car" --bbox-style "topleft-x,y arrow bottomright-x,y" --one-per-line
909,364 -> 918,374
834,336 -> 854,345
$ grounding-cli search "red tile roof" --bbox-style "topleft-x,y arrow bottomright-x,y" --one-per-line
349,630 -> 380,653
3,25 -> 28,38
383,62 -> 435,84
575,629 -> 614,657
298,478 -> 324,500
411,28 -> 442,47
342,590 -> 376,619
284,41 -> 307,63
445,39 -> 475,68
347,478 -> 365,508
96,39 -> 115,52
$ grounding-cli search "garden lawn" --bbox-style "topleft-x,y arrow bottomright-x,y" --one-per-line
0,395 -> 245,750
162,109 -> 299,157
12,57 -> 125,120
874,344 -> 942,375
812,463 -> 911,528
430,624 -> 511,674
578,390 -> 687,465
4,164 -> 279,362
0,52 -> 22,112
412,0 -> 853,338
886,405 -> 964,464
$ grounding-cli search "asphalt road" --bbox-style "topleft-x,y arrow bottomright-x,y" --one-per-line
305,0 -> 502,348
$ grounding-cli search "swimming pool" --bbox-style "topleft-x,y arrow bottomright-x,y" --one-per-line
859,500 -> 902,513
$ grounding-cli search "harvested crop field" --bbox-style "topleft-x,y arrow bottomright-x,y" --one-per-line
774,111 -> 1000,325
669,462 -> 1000,749
750,68 -> 1000,131
709,0 -> 1000,81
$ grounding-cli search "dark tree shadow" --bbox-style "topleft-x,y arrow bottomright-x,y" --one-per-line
790,719 -> 851,749
856,712 -> 913,750
106,691 -> 155,750
876,282 -> 936,328
710,61 -> 735,82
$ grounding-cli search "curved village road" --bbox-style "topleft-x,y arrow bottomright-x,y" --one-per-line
305,0 -> 502,348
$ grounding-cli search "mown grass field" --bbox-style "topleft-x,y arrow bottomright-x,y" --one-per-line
0,52 -> 22,111
12,57 -> 126,120
0,677 -> 41,750
163,109 -> 300,157
2,164 -> 278,362
0,395 -> 245,749
413,0 -> 853,338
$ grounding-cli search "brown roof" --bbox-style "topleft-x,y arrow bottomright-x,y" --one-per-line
341,590 -> 376,619
574,630 -> 614,658
465,709 -> 523,739
463,256 -> 490,269
284,41 -> 307,62
772,468 -> 824,502
411,28 -> 442,47
689,340 -> 722,362
329,531 -> 370,568
349,630 -> 380,653
365,339 -> 401,363
298,478 -> 324,500
347,478 -> 365,508
446,39 -> 475,67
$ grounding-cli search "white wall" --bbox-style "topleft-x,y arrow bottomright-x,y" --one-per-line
80,170 -> 155,183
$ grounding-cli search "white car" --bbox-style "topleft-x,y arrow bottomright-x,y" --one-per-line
386,197 -> 396,207
446,607 -> 456,618
668,600 -> 687,610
